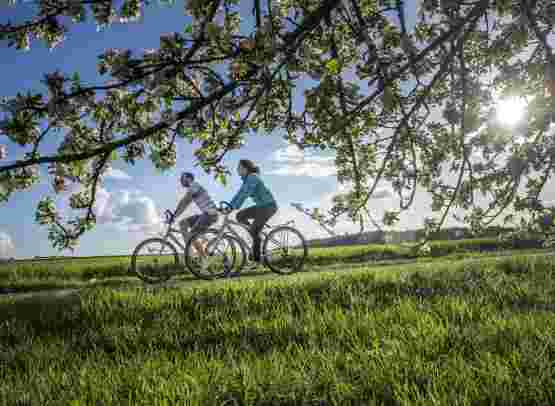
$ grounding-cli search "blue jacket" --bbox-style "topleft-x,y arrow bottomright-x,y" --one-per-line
230,174 -> 277,210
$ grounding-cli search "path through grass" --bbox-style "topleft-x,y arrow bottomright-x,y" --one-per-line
0,243 -> 548,293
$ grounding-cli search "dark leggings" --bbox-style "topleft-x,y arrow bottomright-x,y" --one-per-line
236,205 -> 278,262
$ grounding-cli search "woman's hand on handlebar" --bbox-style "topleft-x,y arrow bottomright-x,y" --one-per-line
218,201 -> 233,214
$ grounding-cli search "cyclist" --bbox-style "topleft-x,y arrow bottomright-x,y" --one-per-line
173,171 -> 219,257
229,159 -> 278,268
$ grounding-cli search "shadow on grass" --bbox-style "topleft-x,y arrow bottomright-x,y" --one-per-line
0,290 -> 82,326
0,278 -> 138,295
0,267 -> 204,295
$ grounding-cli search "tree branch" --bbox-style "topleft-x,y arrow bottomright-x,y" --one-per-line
0,0 -> 343,175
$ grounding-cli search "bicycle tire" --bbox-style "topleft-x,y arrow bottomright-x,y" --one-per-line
131,238 -> 179,284
262,226 -> 308,275
184,228 -> 247,280
193,228 -> 245,274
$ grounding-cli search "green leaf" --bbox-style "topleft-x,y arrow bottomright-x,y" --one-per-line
383,210 -> 400,226
206,22 -> 220,39
382,86 -> 397,113
325,59 -> 340,76
215,172 -> 227,186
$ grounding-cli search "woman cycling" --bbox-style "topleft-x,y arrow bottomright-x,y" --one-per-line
229,159 -> 278,267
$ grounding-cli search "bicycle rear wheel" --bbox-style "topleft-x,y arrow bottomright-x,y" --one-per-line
185,228 -> 246,280
131,238 -> 180,283
262,226 -> 308,274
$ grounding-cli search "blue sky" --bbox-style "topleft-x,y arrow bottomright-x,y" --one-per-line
0,0 -> 434,259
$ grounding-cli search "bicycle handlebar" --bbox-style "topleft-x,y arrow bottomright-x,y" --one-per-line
218,201 -> 233,214
164,209 -> 175,225
219,201 -> 233,210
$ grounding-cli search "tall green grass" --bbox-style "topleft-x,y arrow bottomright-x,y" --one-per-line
1,254 -> 555,405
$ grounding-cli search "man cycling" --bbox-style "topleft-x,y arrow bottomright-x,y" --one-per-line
172,171 -> 219,256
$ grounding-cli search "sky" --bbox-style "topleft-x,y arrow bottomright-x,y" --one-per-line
2,0 -> 538,259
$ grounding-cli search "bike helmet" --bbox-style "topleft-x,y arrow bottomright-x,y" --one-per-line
180,171 -> 194,186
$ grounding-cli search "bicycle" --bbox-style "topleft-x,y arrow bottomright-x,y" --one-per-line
185,201 -> 308,278
130,209 -> 245,283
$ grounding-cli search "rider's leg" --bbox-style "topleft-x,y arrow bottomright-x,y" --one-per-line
190,213 -> 218,257
248,206 -> 278,263
179,218 -> 191,244
236,207 -> 254,227
192,240 -> 206,257
236,207 -> 256,260
180,216 -> 203,256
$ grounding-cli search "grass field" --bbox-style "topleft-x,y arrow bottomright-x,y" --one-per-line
0,237 -> 549,292
1,250 -> 555,405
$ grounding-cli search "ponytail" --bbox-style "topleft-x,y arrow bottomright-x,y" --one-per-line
239,159 -> 260,174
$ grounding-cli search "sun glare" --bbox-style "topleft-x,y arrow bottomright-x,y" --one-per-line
495,97 -> 528,127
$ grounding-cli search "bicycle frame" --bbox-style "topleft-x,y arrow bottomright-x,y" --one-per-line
156,219 -> 196,255
156,215 -> 245,256
210,211 -> 296,258
157,216 -> 245,256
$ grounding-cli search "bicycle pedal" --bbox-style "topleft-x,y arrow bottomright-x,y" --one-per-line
245,262 -> 261,271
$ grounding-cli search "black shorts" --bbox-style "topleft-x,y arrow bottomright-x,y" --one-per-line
182,213 -> 218,233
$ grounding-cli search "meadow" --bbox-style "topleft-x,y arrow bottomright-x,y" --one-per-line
1,238 -> 555,405
0,238 -> 548,293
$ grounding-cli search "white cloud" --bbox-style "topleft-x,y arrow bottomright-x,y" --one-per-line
104,167 -> 132,181
270,162 -> 337,177
99,189 -> 164,235
116,195 -> 162,226
0,231 -> 15,258
272,145 -> 306,163
283,183 -> 395,240
294,178 -> 461,237
316,183 -> 393,208
57,185 -> 163,236
270,205 -> 343,240
94,187 -> 116,224
84,189 -> 162,236
268,144 -> 337,177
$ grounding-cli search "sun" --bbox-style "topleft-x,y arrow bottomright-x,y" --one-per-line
495,96 -> 528,127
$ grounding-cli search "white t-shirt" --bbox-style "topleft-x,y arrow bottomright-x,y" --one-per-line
189,182 -> 217,214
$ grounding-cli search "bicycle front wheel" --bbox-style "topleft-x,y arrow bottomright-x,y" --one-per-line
185,228 -> 246,280
262,226 -> 308,274
131,238 -> 180,284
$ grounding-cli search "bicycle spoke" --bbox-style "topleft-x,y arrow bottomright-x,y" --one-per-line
263,226 -> 307,274
131,238 -> 180,283
185,229 -> 245,280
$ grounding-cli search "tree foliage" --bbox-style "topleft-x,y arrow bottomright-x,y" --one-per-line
1,0 -> 555,250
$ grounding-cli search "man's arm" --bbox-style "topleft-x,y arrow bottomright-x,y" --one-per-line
174,191 -> 193,218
